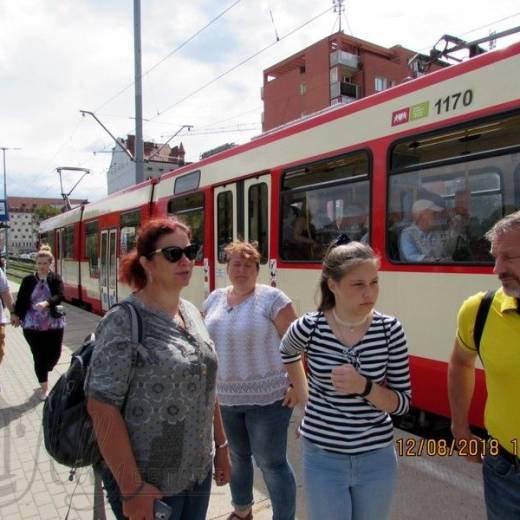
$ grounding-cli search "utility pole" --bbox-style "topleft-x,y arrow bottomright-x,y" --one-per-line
134,0 -> 144,184
0,146 -> 21,260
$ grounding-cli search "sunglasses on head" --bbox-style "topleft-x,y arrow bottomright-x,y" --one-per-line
150,244 -> 198,263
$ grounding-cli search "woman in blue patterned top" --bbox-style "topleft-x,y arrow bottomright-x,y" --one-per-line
87,218 -> 230,520
280,239 -> 411,520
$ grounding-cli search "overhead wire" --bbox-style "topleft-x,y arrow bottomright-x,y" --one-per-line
93,0 -> 242,113
149,5 -> 334,121
416,11 -> 520,53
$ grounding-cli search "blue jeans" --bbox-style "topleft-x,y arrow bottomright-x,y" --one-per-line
483,453 -> 520,520
100,464 -> 212,520
221,399 -> 296,520
303,438 -> 397,520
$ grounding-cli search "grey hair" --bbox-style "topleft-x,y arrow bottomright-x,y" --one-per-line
317,241 -> 379,311
484,210 -> 520,243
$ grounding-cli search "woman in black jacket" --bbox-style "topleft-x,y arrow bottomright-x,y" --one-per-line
11,245 -> 65,400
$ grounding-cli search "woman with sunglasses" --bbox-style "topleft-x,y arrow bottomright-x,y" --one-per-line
86,218 -> 230,520
203,241 -> 298,520
280,239 -> 412,520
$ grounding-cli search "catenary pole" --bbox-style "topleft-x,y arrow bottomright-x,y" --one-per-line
0,147 -> 21,259
134,0 -> 144,184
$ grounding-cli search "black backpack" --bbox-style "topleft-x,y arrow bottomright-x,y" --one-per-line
473,289 -> 495,359
42,301 -> 142,473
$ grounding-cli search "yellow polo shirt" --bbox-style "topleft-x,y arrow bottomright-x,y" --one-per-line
457,288 -> 520,456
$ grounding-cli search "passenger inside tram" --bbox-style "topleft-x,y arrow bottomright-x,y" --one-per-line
445,189 -> 474,261
337,204 -> 369,243
399,199 -> 451,262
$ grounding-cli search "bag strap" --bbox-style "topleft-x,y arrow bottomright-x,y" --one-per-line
115,301 -> 143,344
304,312 -> 320,351
473,290 -> 495,357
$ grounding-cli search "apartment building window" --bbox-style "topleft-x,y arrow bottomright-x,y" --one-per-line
374,76 -> 388,92
300,82 -> 307,95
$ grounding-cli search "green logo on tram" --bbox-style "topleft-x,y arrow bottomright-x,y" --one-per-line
410,101 -> 429,121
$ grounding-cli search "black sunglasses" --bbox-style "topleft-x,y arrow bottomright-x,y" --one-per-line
150,244 -> 198,263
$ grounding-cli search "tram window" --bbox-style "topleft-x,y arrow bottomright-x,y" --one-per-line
63,225 -> 74,259
100,232 -> 108,287
280,151 -> 370,262
391,113 -> 520,170
389,112 -> 520,264
120,210 -> 141,258
515,163 -> 520,206
217,190 -> 233,263
174,171 -> 200,195
387,154 -> 520,264
248,183 -> 268,264
85,221 -> 99,277
120,227 -> 136,256
120,209 -> 141,228
168,192 -> 204,261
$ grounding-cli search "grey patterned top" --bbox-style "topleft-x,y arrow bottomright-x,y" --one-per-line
86,294 -> 218,494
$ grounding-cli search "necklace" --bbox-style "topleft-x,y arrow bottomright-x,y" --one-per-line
332,308 -> 371,332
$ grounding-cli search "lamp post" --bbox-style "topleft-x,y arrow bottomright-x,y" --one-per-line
0,146 -> 21,260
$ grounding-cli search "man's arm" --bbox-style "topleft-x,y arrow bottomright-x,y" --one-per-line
399,228 -> 425,262
447,338 -> 481,462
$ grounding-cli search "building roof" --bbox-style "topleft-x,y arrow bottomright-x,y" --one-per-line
124,135 -> 185,163
8,196 -> 87,211
264,31 -> 395,77
264,31 -> 448,78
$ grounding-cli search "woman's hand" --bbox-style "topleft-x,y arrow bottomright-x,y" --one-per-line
122,481 -> 162,520
282,386 -> 299,408
213,446 -> 231,486
10,314 -> 21,327
34,301 -> 49,311
331,364 -> 365,395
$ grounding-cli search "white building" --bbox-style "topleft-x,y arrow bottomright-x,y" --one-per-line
3,196 -> 86,255
107,135 -> 186,194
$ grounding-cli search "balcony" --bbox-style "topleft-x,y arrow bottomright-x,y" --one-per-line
330,81 -> 359,100
329,50 -> 359,72
331,95 -> 357,106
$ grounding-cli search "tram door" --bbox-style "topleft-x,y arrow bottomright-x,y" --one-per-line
99,229 -> 118,311
56,229 -> 64,276
212,175 -> 271,290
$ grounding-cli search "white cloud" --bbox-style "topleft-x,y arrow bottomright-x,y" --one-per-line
0,0 -> 519,202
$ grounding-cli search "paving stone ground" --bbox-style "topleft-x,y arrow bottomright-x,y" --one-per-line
0,281 -> 487,520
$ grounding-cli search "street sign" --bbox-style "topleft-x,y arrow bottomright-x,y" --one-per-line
0,199 -> 9,222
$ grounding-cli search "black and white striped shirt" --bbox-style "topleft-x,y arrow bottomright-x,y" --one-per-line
280,311 -> 411,454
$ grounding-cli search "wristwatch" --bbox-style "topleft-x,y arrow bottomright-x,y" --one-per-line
359,378 -> 373,398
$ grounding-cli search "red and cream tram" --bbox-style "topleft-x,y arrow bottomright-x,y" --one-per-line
40,40 -> 520,428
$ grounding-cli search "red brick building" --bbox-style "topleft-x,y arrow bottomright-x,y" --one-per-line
261,31 -> 447,132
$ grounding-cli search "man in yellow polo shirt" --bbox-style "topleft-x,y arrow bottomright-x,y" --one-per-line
448,210 -> 520,520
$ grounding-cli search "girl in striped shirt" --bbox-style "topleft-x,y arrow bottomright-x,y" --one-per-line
280,239 -> 411,520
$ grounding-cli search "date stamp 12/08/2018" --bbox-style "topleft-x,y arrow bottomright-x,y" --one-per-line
395,437 -> 519,458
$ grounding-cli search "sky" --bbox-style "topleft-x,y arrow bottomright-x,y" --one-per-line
0,0 -> 519,203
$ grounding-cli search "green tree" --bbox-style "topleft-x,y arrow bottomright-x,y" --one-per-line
33,204 -> 61,223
